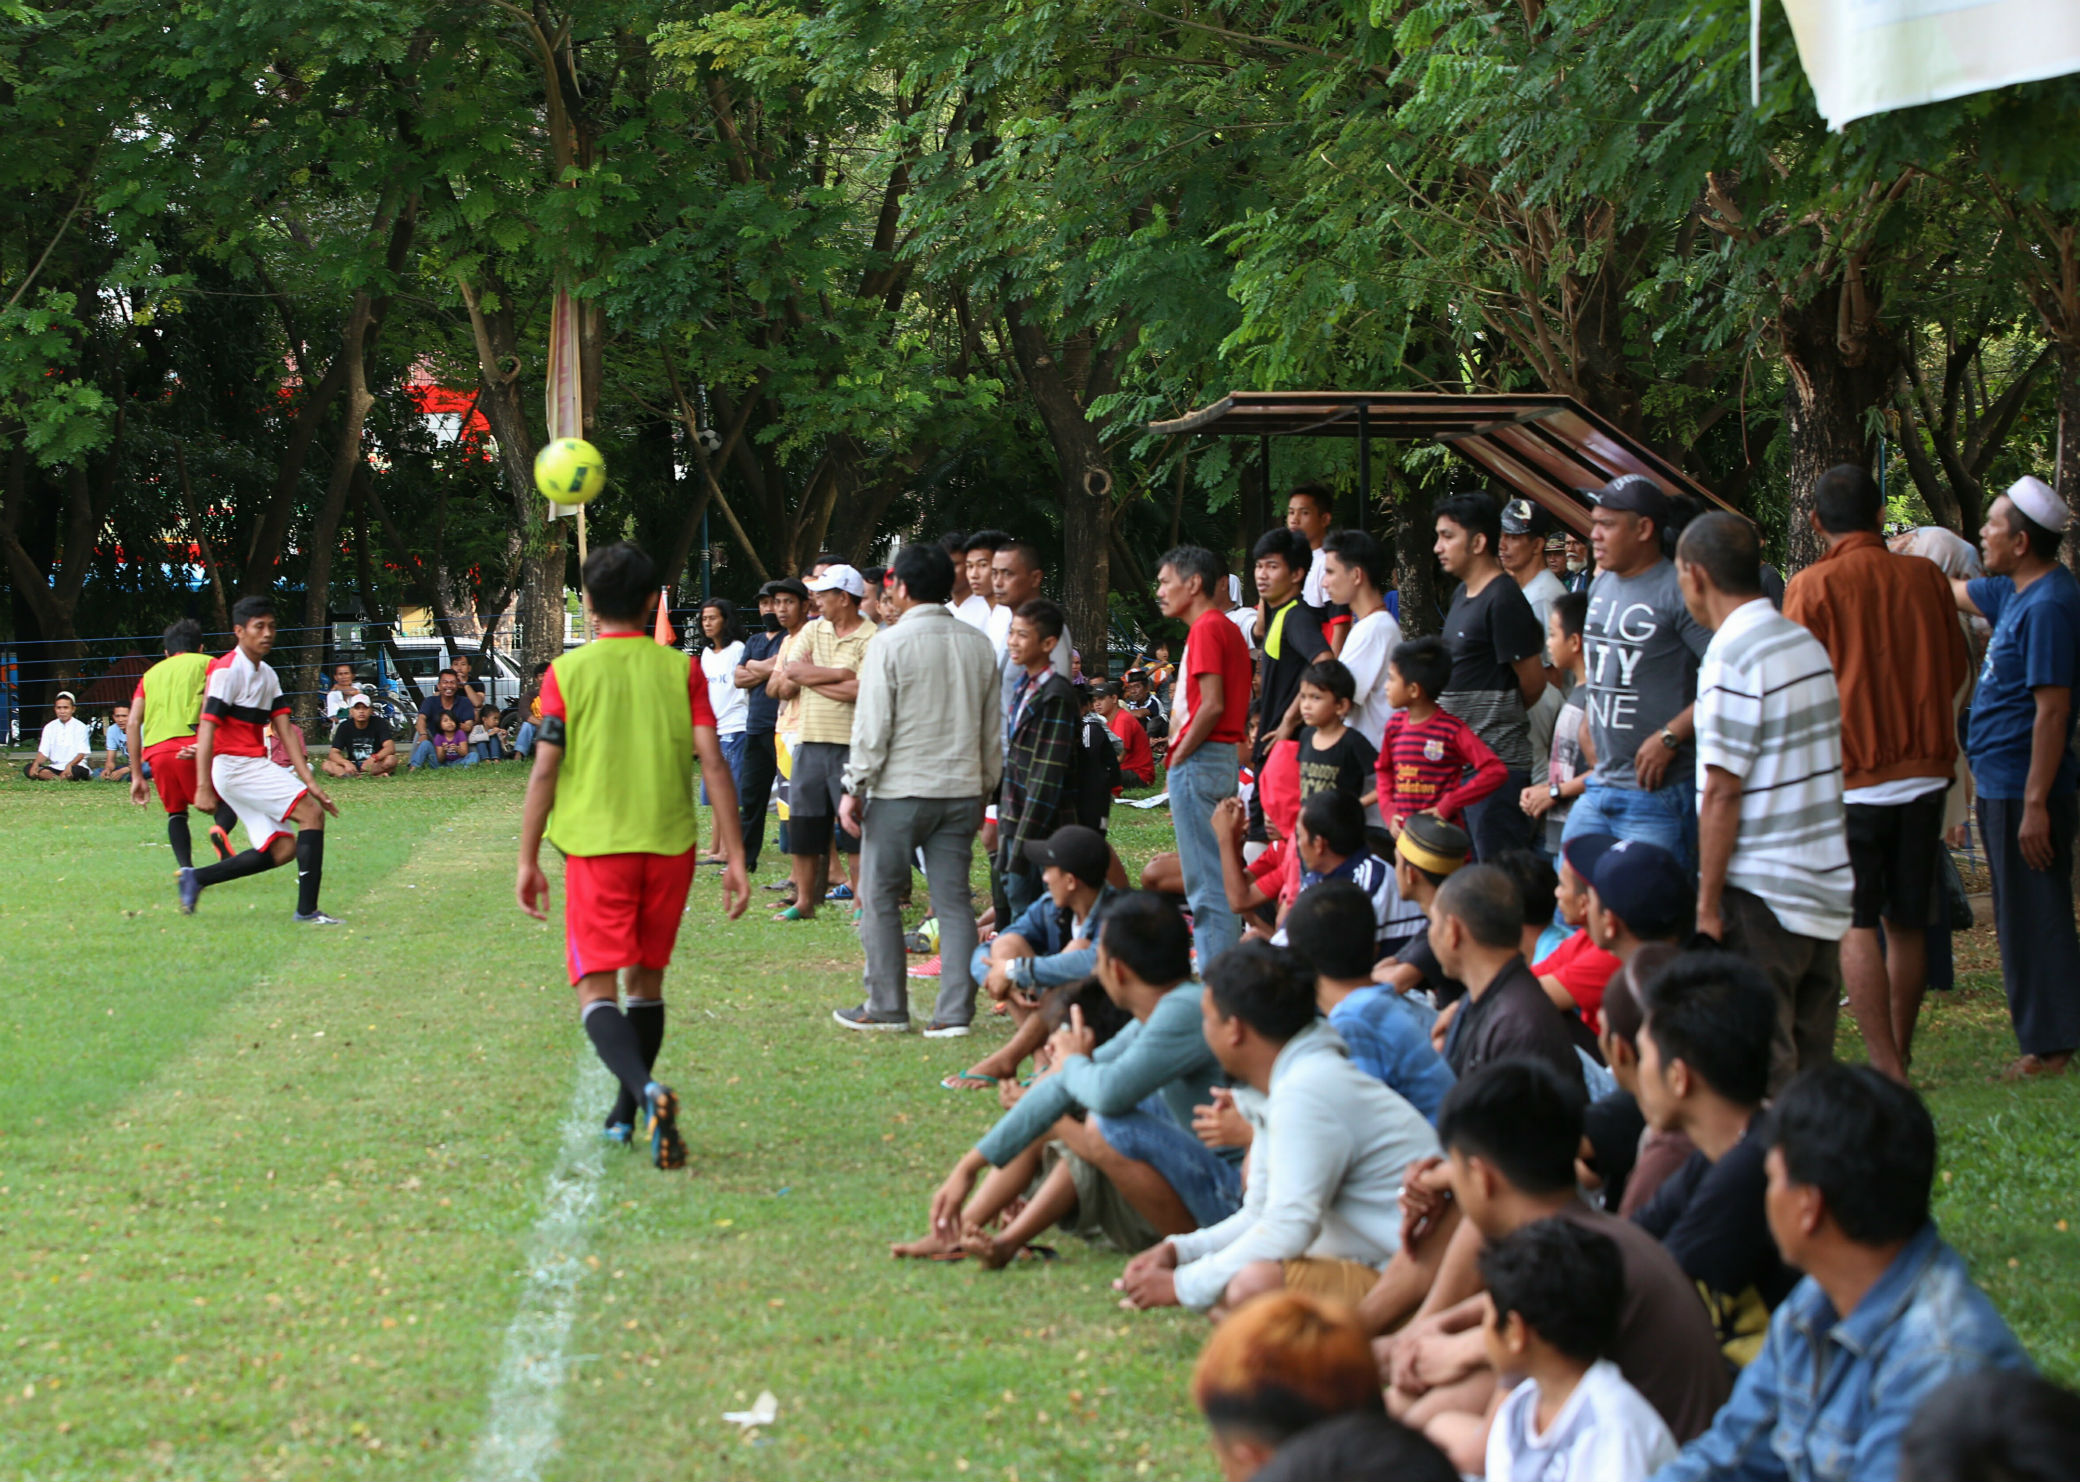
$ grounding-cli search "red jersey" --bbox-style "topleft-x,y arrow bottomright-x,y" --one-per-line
1108,707 -> 1154,784
1176,608 -> 1252,746
200,649 -> 288,758
1377,708 -> 1507,824
1532,928 -> 1621,1035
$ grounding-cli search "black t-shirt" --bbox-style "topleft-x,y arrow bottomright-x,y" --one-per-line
1395,932 -> 1466,1007
1296,725 -> 1378,801
1443,956 -> 1585,1090
740,631 -> 784,734
1443,575 -> 1545,693
1256,598 -> 1329,755
1582,1089 -> 1648,1212
1633,1117 -> 1799,1356
331,715 -> 392,764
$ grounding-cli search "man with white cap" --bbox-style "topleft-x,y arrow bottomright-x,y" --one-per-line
322,691 -> 398,778
1954,475 -> 2080,1079
775,561 -> 877,920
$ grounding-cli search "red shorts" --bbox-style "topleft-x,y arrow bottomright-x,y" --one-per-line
562,849 -> 698,985
146,739 -> 199,814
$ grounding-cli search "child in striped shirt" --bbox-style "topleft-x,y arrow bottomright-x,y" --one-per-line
1376,635 -> 1508,835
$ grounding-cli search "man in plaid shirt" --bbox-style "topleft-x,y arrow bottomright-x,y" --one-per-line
1000,599 -> 1084,915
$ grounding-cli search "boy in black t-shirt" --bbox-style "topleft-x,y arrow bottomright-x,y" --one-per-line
1294,659 -> 1378,815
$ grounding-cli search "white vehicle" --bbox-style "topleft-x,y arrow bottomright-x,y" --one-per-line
385,637 -> 524,710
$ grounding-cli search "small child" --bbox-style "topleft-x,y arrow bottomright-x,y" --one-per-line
471,703 -> 507,761
1294,659 -> 1379,814
432,710 -> 470,764
1376,636 -> 1507,834
1520,590 -> 1594,853
1477,1217 -> 1676,1482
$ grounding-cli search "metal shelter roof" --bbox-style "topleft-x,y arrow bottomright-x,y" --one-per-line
1147,391 -> 1734,536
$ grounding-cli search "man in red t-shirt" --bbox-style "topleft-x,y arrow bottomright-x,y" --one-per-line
1095,681 -> 1155,787
1155,544 -> 1253,963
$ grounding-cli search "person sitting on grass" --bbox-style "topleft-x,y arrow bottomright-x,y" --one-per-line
1427,866 -> 1586,1091
25,691 -> 92,781
470,701 -> 508,762
1899,1370 -> 2080,1482
100,703 -> 135,781
1648,1064 -> 2031,1482
1479,1218 -> 1678,1482
1632,950 -> 1799,1366
1295,658 -> 1379,815
1191,1291 -> 1392,1482
1285,880 -> 1455,1124
1375,636 -> 1508,836
1575,834 -> 1690,965
1097,680 -> 1156,787
1530,833 -> 1623,1032
1213,742 -> 1304,937
1248,1412 -> 1457,1482
1373,814 -> 1474,1007
1575,945 -> 1695,1219
429,708 -> 473,766
1116,940 -> 1438,1316
901,895 -> 1243,1267
1285,788 -> 1423,961
321,693 -> 398,778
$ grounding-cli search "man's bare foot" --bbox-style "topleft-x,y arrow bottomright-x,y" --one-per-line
961,1228 -> 1019,1270
890,1230 -> 961,1259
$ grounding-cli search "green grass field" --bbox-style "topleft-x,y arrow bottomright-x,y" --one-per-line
2,766 -> 2075,1481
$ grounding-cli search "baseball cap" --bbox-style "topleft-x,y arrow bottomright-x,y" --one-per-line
1588,838 -> 1688,938
1023,824 -> 1111,887
1560,832 -> 1620,886
1501,497 -> 1554,537
348,692 -> 373,709
1590,474 -> 1671,528
805,564 -> 866,598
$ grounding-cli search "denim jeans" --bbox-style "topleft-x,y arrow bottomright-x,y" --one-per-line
409,739 -> 477,768
702,731 -> 748,806
1562,776 -> 1697,871
515,720 -> 537,757
1168,740 -> 1240,966
1092,1096 -> 1244,1229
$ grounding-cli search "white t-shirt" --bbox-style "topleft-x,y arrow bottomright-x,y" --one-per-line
950,593 -> 993,631
701,641 -> 748,736
1337,607 -> 1404,749
1303,545 -> 1329,608
38,716 -> 91,769
1225,604 -> 1259,650
985,602 -> 1015,662
1519,567 -> 1569,633
1485,1359 -> 1677,1482
324,687 -> 366,719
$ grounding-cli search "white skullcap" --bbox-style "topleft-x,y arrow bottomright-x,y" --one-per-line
2007,475 -> 2068,533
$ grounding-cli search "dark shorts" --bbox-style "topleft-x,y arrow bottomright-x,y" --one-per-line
787,742 -> 859,856
1845,790 -> 1947,929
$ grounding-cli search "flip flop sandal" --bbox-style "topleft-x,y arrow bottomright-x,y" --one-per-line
941,1070 -> 998,1091
775,905 -> 813,922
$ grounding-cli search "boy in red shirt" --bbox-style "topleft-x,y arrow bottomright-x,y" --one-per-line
1376,635 -> 1508,839
517,543 -> 750,1169
1096,681 -> 1155,787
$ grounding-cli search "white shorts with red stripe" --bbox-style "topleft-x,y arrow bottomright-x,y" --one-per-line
212,753 -> 308,850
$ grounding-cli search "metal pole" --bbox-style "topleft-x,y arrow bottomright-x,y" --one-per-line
1356,403 -> 1371,534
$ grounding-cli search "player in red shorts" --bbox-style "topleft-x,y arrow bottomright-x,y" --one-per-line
517,541 -> 750,1170
126,617 -> 238,870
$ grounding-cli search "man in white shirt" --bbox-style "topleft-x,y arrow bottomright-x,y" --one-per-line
1221,574 -> 1259,649
1501,498 -> 1570,790
26,690 -> 93,781
322,663 -> 366,720
1288,483 -> 1336,609
1321,529 -> 1402,749
943,530 -> 993,630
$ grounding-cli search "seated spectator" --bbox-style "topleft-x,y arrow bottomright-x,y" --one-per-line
1285,880 -> 1455,1123
1191,1292 -> 1390,1482
100,703 -> 135,781
470,702 -> 509,762
1532,836 -> 1623,1032
1574,834 -> 1689,962
1096,680 -> 1156,786
1428,866 -> 1586,1091
25,691 -> 92,780
322,694 -> 398,778
426,709 -> 475,767
515,661 -> 551,756
1073,681 -> 1121,833
1122,669 -> 1167,740
1488,847 -> 1562,966
450,651 -> 487,708
902,895 -> 1241,1266
1383,1062 -> 1728,1455
322,663 -> 365,720
1576,945 -> 1695,1218
1214,741 -> 1303,935
1376,636 -> 1507,836
1295,658 -> 1378,812
1899,1370 -> 2080,1482
1249,1411 -> 1456,1482
1478,1218 -> 1678,1481
1633,950 -> 1799,1364
1650,1064 -> 2031,1482
1117,941 -> 1438,1315
1288,788 -> 1424,960
408,668 -> 475,768
1374,814 -> 1474,1006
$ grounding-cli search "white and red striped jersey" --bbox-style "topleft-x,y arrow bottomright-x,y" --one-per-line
201,648 -> 288,758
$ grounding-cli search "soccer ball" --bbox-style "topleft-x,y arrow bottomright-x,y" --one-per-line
534,438 -> 607,505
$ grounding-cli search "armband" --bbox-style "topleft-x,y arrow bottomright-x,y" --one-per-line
537,715 -> 567,748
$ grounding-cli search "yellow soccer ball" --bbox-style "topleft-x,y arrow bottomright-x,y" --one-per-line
534,438 -> 607,505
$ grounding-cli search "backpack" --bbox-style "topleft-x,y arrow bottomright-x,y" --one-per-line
1072,709 -> 1122,832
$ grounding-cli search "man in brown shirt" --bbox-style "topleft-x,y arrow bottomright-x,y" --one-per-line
1783,465 -> 1971,1081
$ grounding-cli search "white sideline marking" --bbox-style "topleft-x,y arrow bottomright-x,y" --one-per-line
464,1054 -> 614,1482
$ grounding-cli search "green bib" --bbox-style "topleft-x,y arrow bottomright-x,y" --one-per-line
545,636 -> 699,857
139,651 -> 212,748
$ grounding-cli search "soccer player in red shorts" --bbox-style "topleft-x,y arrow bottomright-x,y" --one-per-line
517,541 -> 750,1170
127,617 -> 239,870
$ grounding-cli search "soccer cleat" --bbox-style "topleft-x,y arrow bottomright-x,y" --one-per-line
601,1121 -> 634,1146
293,910 -> 345,925
208,824 -> 234,862
643,1082 -> 685,1170
176,867 -> 201,915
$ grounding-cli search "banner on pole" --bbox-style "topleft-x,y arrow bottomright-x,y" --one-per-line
1774,0 -> 2080,129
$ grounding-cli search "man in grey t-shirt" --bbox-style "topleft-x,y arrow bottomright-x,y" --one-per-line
1563,476 -> 1711,868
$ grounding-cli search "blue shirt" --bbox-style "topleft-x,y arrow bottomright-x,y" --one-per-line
740,630 -> 784,735
1966,568 -> 2080,799
1325,986 -> 1455,1124
999,883 -> 1122,992
1649,1223 -> 2030,1482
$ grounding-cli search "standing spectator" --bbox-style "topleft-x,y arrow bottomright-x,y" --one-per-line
990,537 -> 1071,710
1680,512 -> 1851,1092
1375,637 -> 1508,835
999,599 -> 1082,917
773,563 -> 877,920
1570,475 -> 1711,865
858,566 -> 889,626
1221,573 -> 1260,649
1287,482 -> 1346,652
1294,660 -> 1377,805
408,670 -> 475,769
733,580 -> 803,874
697,598 -> 749,860
1955,477 -> 2080,1078
1561,532 -> 1593,592
1432,493 -> 1547,858
322,663 -> 365,720
1649,1066 -> 2031,1482
1156,544 -> 1254,964
1095,682 -> 1155,786
962,529 -> 1011,641
1073,681 -> 1121,833
834,542 -> 1000,1034
940,530 -> 990,630
1520,591 -> 1594,854
1783,465 -> 1972,1081
100,703 -> 135,781
322,694 -> 398,778
1251,528 -> 1330,795
1320,528 -> 1403,749
25,691 -> 92,780
1500,498 -> 1570,797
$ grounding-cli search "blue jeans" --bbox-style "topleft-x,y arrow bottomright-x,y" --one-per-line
515,720 -> 537,757
1562,776 -> 1696,872
1169,740 -> 1240,966
702,731 -> 748,806
409,739 -> 478,769
1092,1097 -> 1244,1229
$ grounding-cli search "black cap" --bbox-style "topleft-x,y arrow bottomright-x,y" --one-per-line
1591,474 -> 1671,528
1023,824 -> 1111,887
1501,497 -> 1554,537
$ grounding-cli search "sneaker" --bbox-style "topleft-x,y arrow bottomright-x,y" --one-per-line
825,883 -> 855,902
922,1021 -> 971,1039
208,825 -> 234,862
832,1005 -> 909,1033
176,867 -> 201,915
293,910 -> 345,925
907,954 -> 942,979
762,879 -> 792,892
643,1083 -> 686,1170
600,1121 -> 634,1145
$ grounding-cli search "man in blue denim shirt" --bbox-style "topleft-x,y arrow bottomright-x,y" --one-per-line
1651,1065 -> 2030,1482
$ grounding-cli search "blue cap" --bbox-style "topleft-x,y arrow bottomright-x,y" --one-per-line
1588,838 -> 1688,938
1560,832 -> 1620,886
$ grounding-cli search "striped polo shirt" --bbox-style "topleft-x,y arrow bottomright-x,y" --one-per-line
1694,598 -> 1852,940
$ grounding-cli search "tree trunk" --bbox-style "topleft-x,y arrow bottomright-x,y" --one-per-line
292,327 -> 377,725
1389,462 -> 1442,638
1778,279 -> 1896,574
2058,342 -> 2080,568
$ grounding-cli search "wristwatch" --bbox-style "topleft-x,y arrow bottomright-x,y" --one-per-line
1548,781 -> 1564,801
1659,727 -> 1680,752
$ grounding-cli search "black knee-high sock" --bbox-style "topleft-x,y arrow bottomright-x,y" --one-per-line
295,829 -> 324,915
168,814 -> 194,870
194,847 -> 281,887
583,1002 -> 654,1108
608,999 -> 667,1125
213,800 -> 237,831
